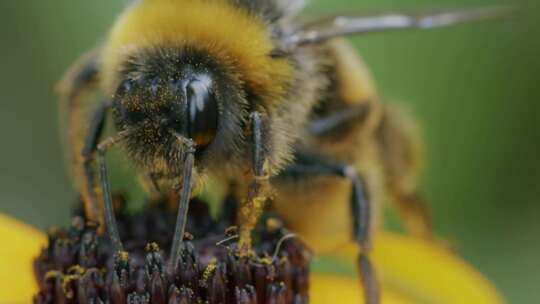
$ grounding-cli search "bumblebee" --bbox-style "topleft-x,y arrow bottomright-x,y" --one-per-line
58,1 -> 506,303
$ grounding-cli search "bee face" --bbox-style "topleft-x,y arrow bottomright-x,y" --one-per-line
111,47 -> 248,176
112,70 -> 219,149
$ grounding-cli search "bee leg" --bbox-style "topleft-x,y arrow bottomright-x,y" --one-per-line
376,104 -> 433,238
58,50 -> 101,223
309,102 -> 433,239
80,100 -> 111,228
393,192 -> 433,239
280,153 -> 380,304
238,112 -> 270,254
95,135 -> 126,252
308,103 -> 370,136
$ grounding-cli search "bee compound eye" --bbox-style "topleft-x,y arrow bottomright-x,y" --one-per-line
186,79 -> 218,148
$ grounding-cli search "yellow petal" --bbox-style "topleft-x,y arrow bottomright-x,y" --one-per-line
0,214 -> 503,304
377,233 -> 503,303
0,214 -> 47,303
311,273 -> 411,304
314,232 -> 504,304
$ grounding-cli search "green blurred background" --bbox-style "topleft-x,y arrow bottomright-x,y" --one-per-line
0,0 -> 538,302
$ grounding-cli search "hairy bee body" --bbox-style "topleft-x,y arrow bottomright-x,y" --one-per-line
101,0 -> 292,181
60,0 -> 324,202
272,39 -> 426,252
59,1 -> 498,302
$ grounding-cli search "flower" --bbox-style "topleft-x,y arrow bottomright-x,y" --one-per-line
310,233 -> 504,304
0,212 -> 503,303
0,213 -> 47,302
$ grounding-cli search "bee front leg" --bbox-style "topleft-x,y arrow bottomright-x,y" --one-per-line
280,153 -> 380,304
238,112 -> 271,255
58,50 -> 102,223
79,124 -> 128,249
95,135 -> 125,252
80,100 -> 111,229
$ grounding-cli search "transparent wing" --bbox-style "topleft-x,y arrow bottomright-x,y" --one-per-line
231,0 -> 308,19
121,0 -> 140,7
283,6 -> 511,50
276,0 -> 308,17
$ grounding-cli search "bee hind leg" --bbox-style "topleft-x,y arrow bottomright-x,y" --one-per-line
340,163 -> 380,304
376,104 -> 433,239
280,153 -> 380,304
310,102 -> 434,239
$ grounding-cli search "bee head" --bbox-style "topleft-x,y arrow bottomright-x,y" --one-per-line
111,47 -> 248,176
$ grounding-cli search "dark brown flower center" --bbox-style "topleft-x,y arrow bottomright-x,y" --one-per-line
33,194 -> 311,304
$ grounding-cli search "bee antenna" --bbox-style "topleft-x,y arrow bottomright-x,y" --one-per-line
272,233 -> 297,262
168,132 -> 196,271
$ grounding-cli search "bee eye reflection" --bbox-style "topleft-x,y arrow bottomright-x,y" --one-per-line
186,79 -> 218,148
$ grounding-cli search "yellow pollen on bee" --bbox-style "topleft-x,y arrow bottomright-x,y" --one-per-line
200,258 -> 218,287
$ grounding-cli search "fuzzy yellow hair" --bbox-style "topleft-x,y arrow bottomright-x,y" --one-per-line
101,0 -> 293,105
